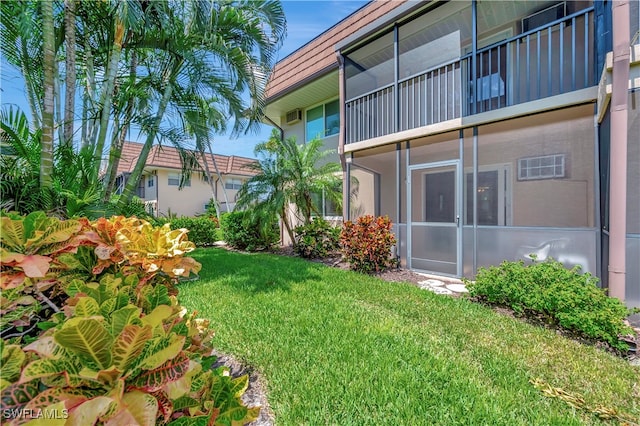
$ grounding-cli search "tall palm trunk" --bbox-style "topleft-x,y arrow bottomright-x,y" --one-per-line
63,0 -> 76,148
208,142 -> 231,213
91,17 -> 124,181
81,37 -> 95,149
117,72 -> 175,209
281,205 -> 295,244
40,0 -> 55,190
104,51 -> 137,201
20,38 -> 41,130
198,143 -> 221,221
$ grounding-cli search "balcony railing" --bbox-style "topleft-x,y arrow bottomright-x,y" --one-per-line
345,8 -> 594,144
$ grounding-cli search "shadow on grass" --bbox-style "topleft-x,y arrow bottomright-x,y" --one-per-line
184,247 -> 325,294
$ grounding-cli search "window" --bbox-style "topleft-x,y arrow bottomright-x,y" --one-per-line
168,173 -> 190,187
464,164 -> 512,226
225,178 -> 243,190
147,176 -> 154,187
311,184 -> 342,218
518,154 -> 565,181
305,100 -> 339,142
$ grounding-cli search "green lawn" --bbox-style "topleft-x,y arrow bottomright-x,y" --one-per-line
179,248 -> 640,425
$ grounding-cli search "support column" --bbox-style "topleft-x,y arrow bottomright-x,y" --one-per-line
608,0 -> 630,301
337,53 -> 349,220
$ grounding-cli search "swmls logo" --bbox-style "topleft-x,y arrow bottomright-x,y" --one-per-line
1,408 -> 69,420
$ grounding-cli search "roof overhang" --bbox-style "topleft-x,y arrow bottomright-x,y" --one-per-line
264,69 -> 339,126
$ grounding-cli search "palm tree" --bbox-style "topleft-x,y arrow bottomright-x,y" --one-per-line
62,0 -> 76,149
235,130 -> 342,244
0,1 -> 43,129
117,0 -> 286,209
40,0 -> 55,190
1,0 -> 285,216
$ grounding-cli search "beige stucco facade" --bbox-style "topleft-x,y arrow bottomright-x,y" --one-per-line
139,169 -> 247,218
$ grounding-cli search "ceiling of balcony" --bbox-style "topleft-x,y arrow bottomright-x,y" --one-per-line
347,1 -> 590,72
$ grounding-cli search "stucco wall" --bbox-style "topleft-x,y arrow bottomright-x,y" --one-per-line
350,104 -> 595,229
149,170 -> 245,217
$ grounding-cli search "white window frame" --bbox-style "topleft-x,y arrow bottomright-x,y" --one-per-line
225,178 -> 243,190
517,154 -> 566,181
168,172 -> 190,187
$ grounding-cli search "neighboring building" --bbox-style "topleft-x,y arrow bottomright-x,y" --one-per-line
264,1 -> 640,306
114,142 -> 258,217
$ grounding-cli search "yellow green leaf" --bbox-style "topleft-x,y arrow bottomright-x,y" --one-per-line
113,324 -> 152,371
165,360 -> 201,400
104,391 -> 158,426
110,305 -> 141,336
0,344 -> 25,382
54,318 -> 113,370
140,304 -> 173,329
67,396 -> 116,426
23,401 -> 68,426
139,334 -> 185,371
74,297 -> 101,317
23,336 -> 64,359
0,216 -> 25,252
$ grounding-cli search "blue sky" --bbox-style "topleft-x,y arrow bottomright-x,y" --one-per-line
0,0 -> 369,159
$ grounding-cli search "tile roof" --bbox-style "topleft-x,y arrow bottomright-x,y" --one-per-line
265,0 -> 407,101
115,142 -> 258,177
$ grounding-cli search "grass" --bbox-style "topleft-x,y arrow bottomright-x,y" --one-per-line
179,248 -> 640,425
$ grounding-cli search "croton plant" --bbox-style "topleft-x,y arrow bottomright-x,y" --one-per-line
0,212 -> 257,425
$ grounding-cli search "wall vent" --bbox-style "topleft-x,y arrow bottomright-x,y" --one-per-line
285,109 -> 302,125
522,2 -> 566,33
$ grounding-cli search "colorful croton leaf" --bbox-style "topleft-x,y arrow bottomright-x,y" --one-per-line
115,221 -> 201,278
0,212 -> 85,290
1,213 -> 257,425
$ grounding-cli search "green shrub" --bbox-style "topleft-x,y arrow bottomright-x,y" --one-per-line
0,213 -> 259,424
168,216 -> 220,247
465,259 -> 633,351
221,211 -> 279,251
340,215 -> 397,273
294,218 -> 340,258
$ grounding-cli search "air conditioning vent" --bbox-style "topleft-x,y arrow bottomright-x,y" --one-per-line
522,2 -> 566,33
285,109 -> 302,125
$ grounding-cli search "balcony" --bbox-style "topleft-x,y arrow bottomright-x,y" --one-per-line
345,7 -> 594,144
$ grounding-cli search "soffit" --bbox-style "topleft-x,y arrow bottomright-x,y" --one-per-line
265,0 -> 406,100
264,71 -> 339,124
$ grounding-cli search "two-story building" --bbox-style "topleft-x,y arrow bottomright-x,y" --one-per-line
114,141 -> 257,217
264,0 -> 639,306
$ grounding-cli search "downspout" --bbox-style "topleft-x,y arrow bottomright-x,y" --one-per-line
608,0 -> 630,301
336,53 -> 349,220
263,115 -> 285,143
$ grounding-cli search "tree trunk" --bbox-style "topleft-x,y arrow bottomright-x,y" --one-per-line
117,79 -> 173,209
104,51 -> 137,201
62,0 -> 76,148
208,141 -> 231,213
198,143 -> 221,222
281,205 -> 295,244
54,67 -> 64,145
40,0 -> 55,190
91,18 -> 124,181
81,37 -> 95,149
20,38 -> 41,130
